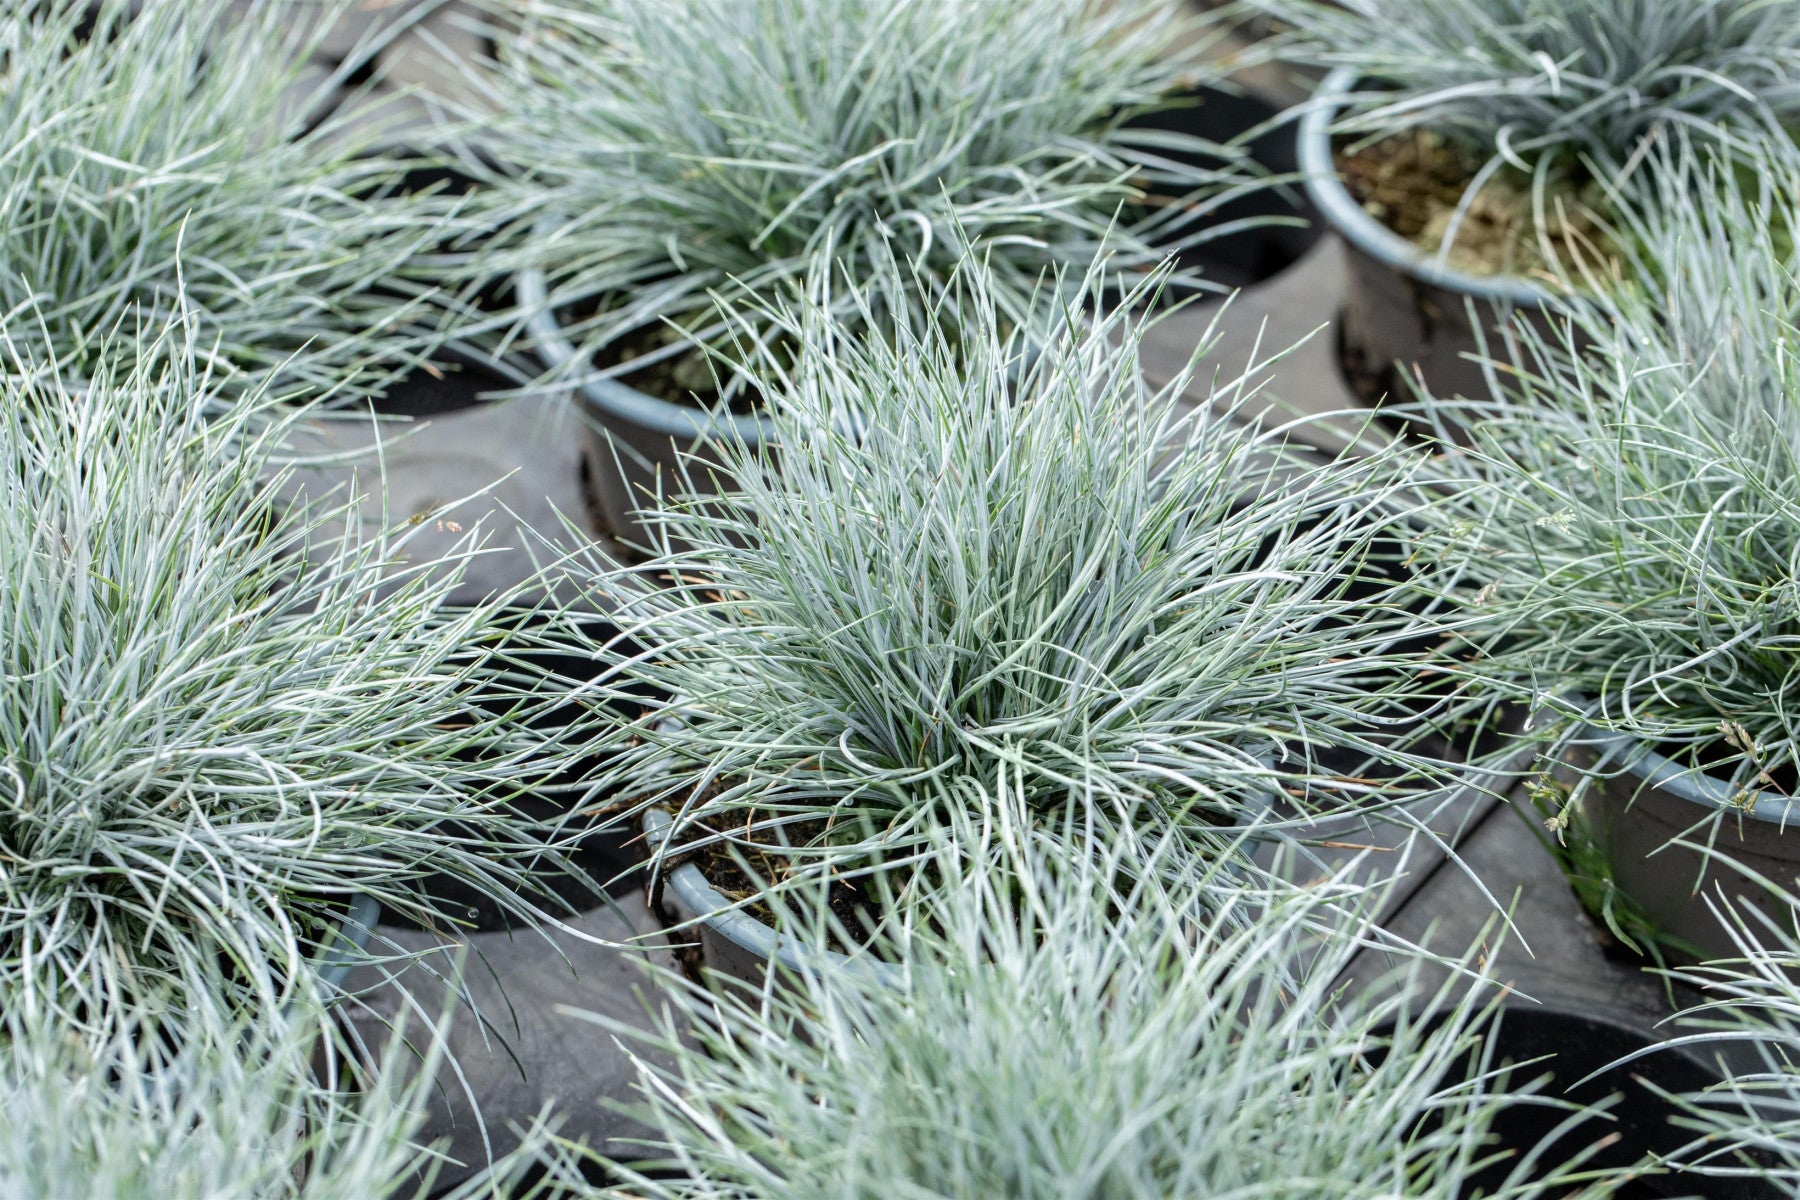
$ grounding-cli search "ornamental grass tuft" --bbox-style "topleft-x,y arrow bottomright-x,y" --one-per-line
1264,0 -> 1800,173
0,322 -> 594,1041
1405,139 -> 1800,802
578,256 -> 1474,907
473,0 -> 1255,399
0,962 -> 556,1199
557,826 -> 1622,1199
1258,0 -> 1800,269
0,0 -> 475,399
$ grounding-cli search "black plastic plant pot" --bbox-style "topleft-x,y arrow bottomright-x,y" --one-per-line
359,338 -> 530,419
380,610 -> 658,936
1569,728 -> 1800,967
1298,67 -> 1567,414
515,261 -> 776,556
641,774 -> 1287,992
1122,85 -> 1324,298
1429,1005 -> 1780,1200
641,809 -> 902,992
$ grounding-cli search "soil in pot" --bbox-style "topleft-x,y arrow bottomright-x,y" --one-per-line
587,316 -> 769,417
1326,127 -> 1613,429
573,302 -> 1016,418
1335,130 -> 1613,283
1306,72 -> 1606,420
651,812 -> 883,960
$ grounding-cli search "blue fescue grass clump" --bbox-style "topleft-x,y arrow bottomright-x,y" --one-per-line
473,0 -> 1257,398
1405,140 -> 1800,802
577,257 -> 1473,906
558,828 -> 1623,1198
0,324 -> 596,1040
0,0 -> 475,399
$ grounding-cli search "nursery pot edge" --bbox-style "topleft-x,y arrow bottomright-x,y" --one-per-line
515,262 -> 777,446
515,259 -> 776,548
1297,67 -> 1552,308
318,893 -> 380,991
1574,724 -> 1800,964
641,809 -> 902,991
1300,67 -> 1579,411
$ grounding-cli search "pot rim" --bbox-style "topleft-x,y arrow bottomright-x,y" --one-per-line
514,259 -> 777,446
641,808 -> 902,987
1578,724 -> 1799,826
317,892 -> 380,991
1297,66 -> 1557,308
